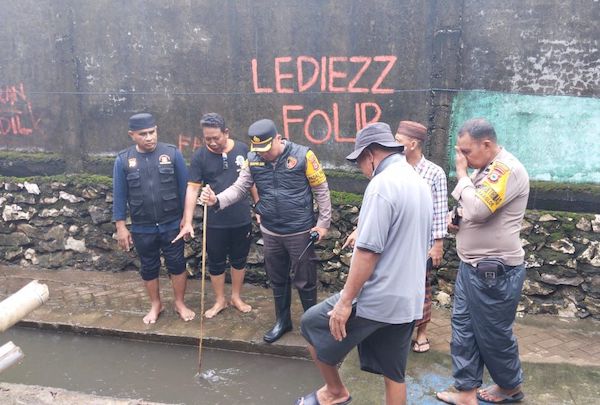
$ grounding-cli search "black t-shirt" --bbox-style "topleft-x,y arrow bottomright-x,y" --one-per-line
189,141 -> 252,228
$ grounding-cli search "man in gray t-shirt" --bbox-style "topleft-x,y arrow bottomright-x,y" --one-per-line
297,122 -> 432,405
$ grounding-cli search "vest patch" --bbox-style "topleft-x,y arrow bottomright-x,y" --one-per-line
286,156 -> 298,169
249,161 -> 265,167
128,158 -> 137,168
159,154 -> 172,164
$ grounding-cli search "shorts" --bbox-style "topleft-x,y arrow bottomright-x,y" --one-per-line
132,228 -> 186,281
300,293 -> 415,383
206,223 -> 252,276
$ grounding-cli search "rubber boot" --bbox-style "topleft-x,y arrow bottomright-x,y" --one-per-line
298,287 -> 317,312
263,284 -> 292,343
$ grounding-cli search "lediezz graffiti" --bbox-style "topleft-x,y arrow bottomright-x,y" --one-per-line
0,83 -> 41,136
252,55 -> 397,144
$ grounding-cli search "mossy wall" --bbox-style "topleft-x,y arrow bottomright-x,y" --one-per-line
1,176 -> 599,320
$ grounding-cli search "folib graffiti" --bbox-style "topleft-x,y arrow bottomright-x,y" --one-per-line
252,55 -> 397,144
0,83 -> 41,136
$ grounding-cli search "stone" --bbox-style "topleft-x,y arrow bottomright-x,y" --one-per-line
60,206 -> 77,217
0,232 -> 31,247
526,254 -> 543,268
582,275 -> 600,297
2,204 -> 35,221
59,191 -> 85,203
521,238 -> 530,248
520,219 -> 533,234
578,241 -> 600,267
576,217 -> 592,232
324,261 -> 342,271
566,259 -> 577,269
68,225 -> 79,234
339,252 -> 352,267
437,278 -> 454,295
435,291 -> 452,306
582,296 -> 600,317
557,300 -> 578,318
539,214 -> 557,222
540,273 -> 584,286
13,195 -> 36,204
50,182 -> 67,190
39,208 -> 60,218
36,251 -> 74,269
5,247 -> 23,261
81,187 -> 99,199
522,279 -> 556,295
23,182 -> 40,195
246,245 -> 263,265
16,224 -> 38,238
24,248 -> 39,265
550,238 -> 575,254
41,196 -> 59,204
592,215 -> 600,233
65,237 -> 86,253
317,248 -> 336,261
88,205 -> 111,225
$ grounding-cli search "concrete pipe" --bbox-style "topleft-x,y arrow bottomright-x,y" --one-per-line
0,341 -> 24,374
0,280 -> 49,333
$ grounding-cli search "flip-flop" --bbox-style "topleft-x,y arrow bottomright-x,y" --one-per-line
295,391 -> 352,405
412,339 -> 430,353
477,389 -> 524,403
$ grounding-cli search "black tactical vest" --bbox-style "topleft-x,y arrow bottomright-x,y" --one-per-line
249,142 -> 315,234
118,143 -> 182,225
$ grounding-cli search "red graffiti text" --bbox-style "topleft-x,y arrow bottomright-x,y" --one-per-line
0,83 -> 41,136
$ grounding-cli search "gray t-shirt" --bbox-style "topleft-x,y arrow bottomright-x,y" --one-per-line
353,154 -> 433,324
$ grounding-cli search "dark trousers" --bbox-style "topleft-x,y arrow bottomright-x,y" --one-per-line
262,231 -> 317,292
451,260 -> 526,391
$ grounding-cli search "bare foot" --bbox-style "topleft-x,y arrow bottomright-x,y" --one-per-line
143,304 -> 164,325
230,296 -> 252,313
204,301 -> 228,319
436,390 -> 478,405
174,302 -> 196,322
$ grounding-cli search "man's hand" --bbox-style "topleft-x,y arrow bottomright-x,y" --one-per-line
172,223 -> 194,243
428,239 -> 444,267
454,146 -> 469,179
342,229 -> 357,249
116,225 -> 133,251
311,226 -> 328,242
328,296 -> 352,341
200,184 -> 217,206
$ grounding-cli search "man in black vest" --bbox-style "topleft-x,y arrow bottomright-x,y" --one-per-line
200,119 -> 332,343
112,113 -> 195,325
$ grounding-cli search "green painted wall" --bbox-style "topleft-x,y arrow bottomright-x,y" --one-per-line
449,92 -> 600,183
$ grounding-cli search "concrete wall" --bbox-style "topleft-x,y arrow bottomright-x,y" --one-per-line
1,0 -> 599,180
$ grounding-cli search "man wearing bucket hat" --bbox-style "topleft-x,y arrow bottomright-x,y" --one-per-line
112,113 -> 195,325
297,122 -> 432,405
200,118 -> 332,343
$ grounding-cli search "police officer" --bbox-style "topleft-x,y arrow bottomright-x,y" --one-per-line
437,118 -> 529,405
200,118 -> 332,343
112,113 -> 195,325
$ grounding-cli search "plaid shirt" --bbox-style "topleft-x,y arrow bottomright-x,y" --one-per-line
415,156 -> 448,246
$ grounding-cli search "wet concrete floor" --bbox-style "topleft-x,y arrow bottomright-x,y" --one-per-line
1,266 -> 600,404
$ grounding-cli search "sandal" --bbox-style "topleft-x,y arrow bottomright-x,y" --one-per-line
412,339 -> 430,353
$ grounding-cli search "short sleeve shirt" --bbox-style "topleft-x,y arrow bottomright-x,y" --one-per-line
189,141 -> 252,228
353,154 -> 433,324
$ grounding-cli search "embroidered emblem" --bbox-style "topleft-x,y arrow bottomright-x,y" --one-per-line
158,154 -> 171,164
287,156 -> 298,169
128,158 -> 137,168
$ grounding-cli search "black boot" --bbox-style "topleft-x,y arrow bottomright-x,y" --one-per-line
263,284 -> 292,343
298,287 -> 317,312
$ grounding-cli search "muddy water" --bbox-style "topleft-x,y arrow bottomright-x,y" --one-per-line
1,327 -> 322,404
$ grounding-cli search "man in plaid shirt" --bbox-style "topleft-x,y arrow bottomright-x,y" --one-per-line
395,121 -> 448,353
